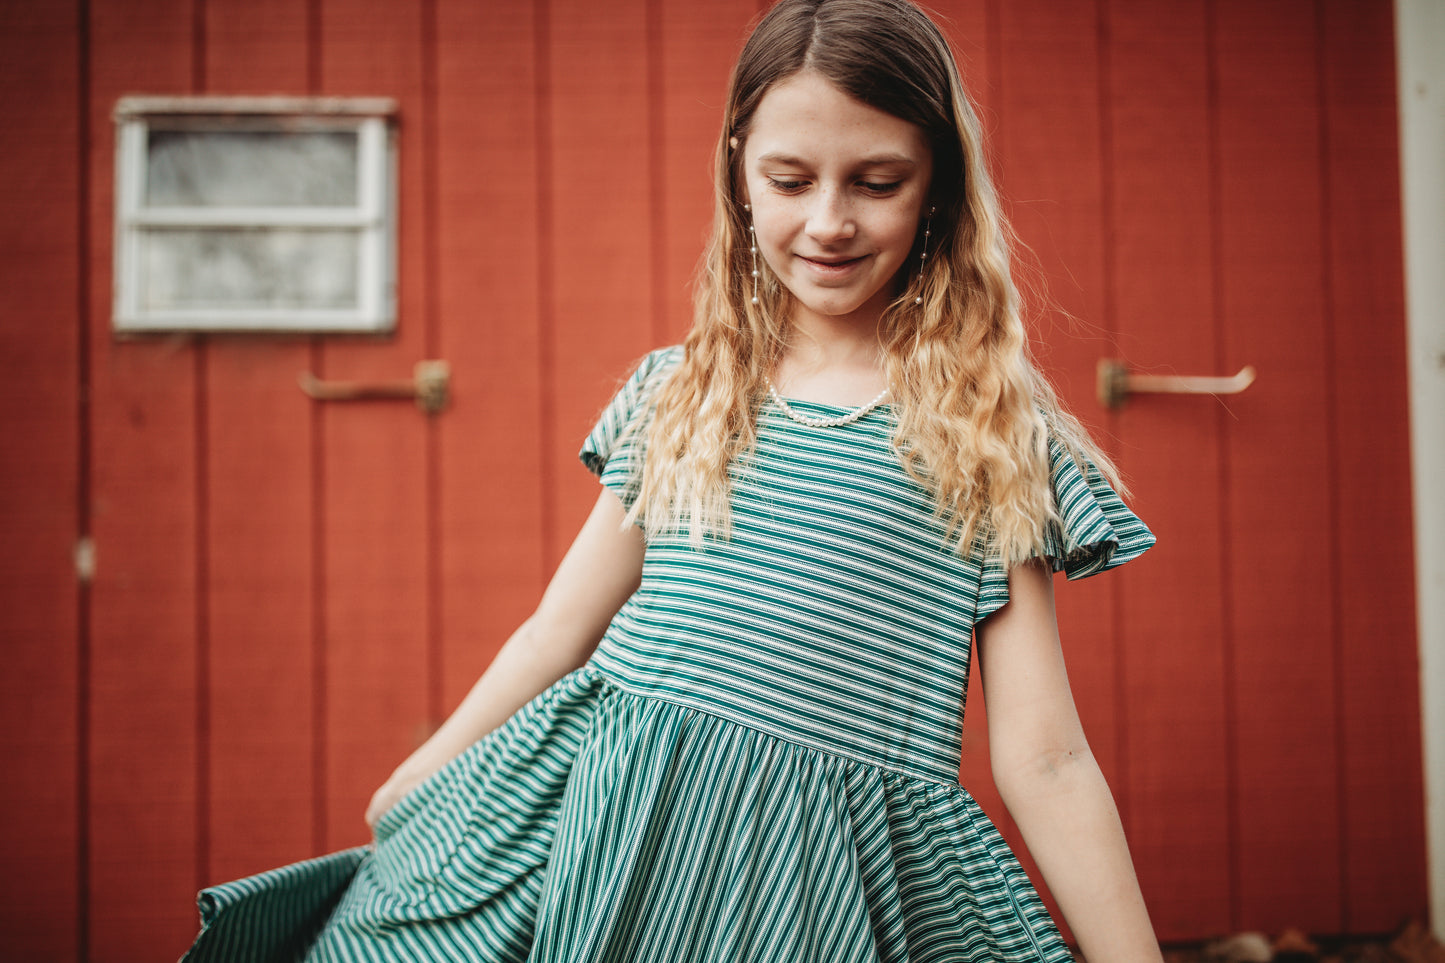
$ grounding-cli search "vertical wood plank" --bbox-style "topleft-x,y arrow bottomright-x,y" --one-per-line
318,0 -> 432,851
199,0 -> 319,886
656,0 -> 754,345
1320,0 -> 1427,931
0,1 -> 82,957
1105,0 -> 1232,939
204,0 -> 310,85
931,0 -> 991,114
1215,0 -> 1340,932
435,0 -> 546,709
86,0 -> 201,956
993,0 -> 1120,783
546,0 -> 656,565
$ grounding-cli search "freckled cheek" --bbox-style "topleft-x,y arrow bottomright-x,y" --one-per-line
750,213 -> 797,270
863,225 -> 905,271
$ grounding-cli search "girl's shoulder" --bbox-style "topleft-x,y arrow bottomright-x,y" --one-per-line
595,345 -> 684,428
580,346 -> 683,480
610,345 -> 684,423
633,344 -> 684,385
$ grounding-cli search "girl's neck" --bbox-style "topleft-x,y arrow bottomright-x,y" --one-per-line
773,314 -> 889,406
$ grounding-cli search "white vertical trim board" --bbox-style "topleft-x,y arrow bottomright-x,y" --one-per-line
1397,0 -> 1445,940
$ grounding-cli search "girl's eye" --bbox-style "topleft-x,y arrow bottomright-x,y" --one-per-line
767,178 -> 808,193
763,177 -> 902,195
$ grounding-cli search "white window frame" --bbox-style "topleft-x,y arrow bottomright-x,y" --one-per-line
112,96 -> 397,334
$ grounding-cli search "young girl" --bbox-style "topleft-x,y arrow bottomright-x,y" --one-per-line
187,0 -> 1162,959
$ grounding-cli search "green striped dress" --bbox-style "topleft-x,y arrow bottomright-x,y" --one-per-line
184,346 -> 1154,963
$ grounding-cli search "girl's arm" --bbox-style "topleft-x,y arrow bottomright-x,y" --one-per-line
975,558 -> 1163,962
365,489 -> 645,829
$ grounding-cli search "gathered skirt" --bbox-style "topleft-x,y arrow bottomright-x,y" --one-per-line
184,667 -> 1072,963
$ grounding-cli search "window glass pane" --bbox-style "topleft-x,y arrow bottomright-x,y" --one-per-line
140,228 -> 360,309
146,130 -> 360,208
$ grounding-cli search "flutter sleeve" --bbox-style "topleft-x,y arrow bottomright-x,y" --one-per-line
578,345 -> 682,511
976,435 -> 1156,622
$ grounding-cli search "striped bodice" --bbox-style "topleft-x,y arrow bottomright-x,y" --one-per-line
583,347 -> 1155,786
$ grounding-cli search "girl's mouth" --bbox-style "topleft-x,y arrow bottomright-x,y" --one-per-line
798,255 -> 867,278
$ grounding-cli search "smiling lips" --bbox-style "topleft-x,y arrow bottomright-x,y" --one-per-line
797,253 -> 869,278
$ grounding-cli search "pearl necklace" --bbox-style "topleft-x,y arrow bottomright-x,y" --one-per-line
765,378 -> 891,428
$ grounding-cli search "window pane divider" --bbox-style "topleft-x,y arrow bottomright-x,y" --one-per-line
130,208 -> 375,228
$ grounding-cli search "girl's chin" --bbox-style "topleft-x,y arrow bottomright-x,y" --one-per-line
779,278 -> 903,322
786,292 -> 895,325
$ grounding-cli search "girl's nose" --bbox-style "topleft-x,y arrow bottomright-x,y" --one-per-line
805,188 -> 856,243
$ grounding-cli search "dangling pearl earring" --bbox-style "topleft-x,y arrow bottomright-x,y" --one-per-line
914,206 -> 936,305
745,203 -> 760,306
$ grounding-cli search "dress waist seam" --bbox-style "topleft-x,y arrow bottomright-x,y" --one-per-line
586,663 -> 965,792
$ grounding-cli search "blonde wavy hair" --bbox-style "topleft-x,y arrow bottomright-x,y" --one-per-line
629,0 -> 1121,565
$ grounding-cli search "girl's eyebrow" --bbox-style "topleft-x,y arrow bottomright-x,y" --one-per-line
754,150 -> 919,168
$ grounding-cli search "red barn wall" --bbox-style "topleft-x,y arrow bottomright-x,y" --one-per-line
0,0 -> 1423,958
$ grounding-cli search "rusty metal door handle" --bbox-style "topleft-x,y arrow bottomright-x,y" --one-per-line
1097,359 -> 1255,410
299,360 -> 450,414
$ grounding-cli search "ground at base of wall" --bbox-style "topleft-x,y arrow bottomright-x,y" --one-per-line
1140,920 -> 1445,963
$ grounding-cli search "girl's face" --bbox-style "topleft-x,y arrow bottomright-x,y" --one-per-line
741,71 -> 933,333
